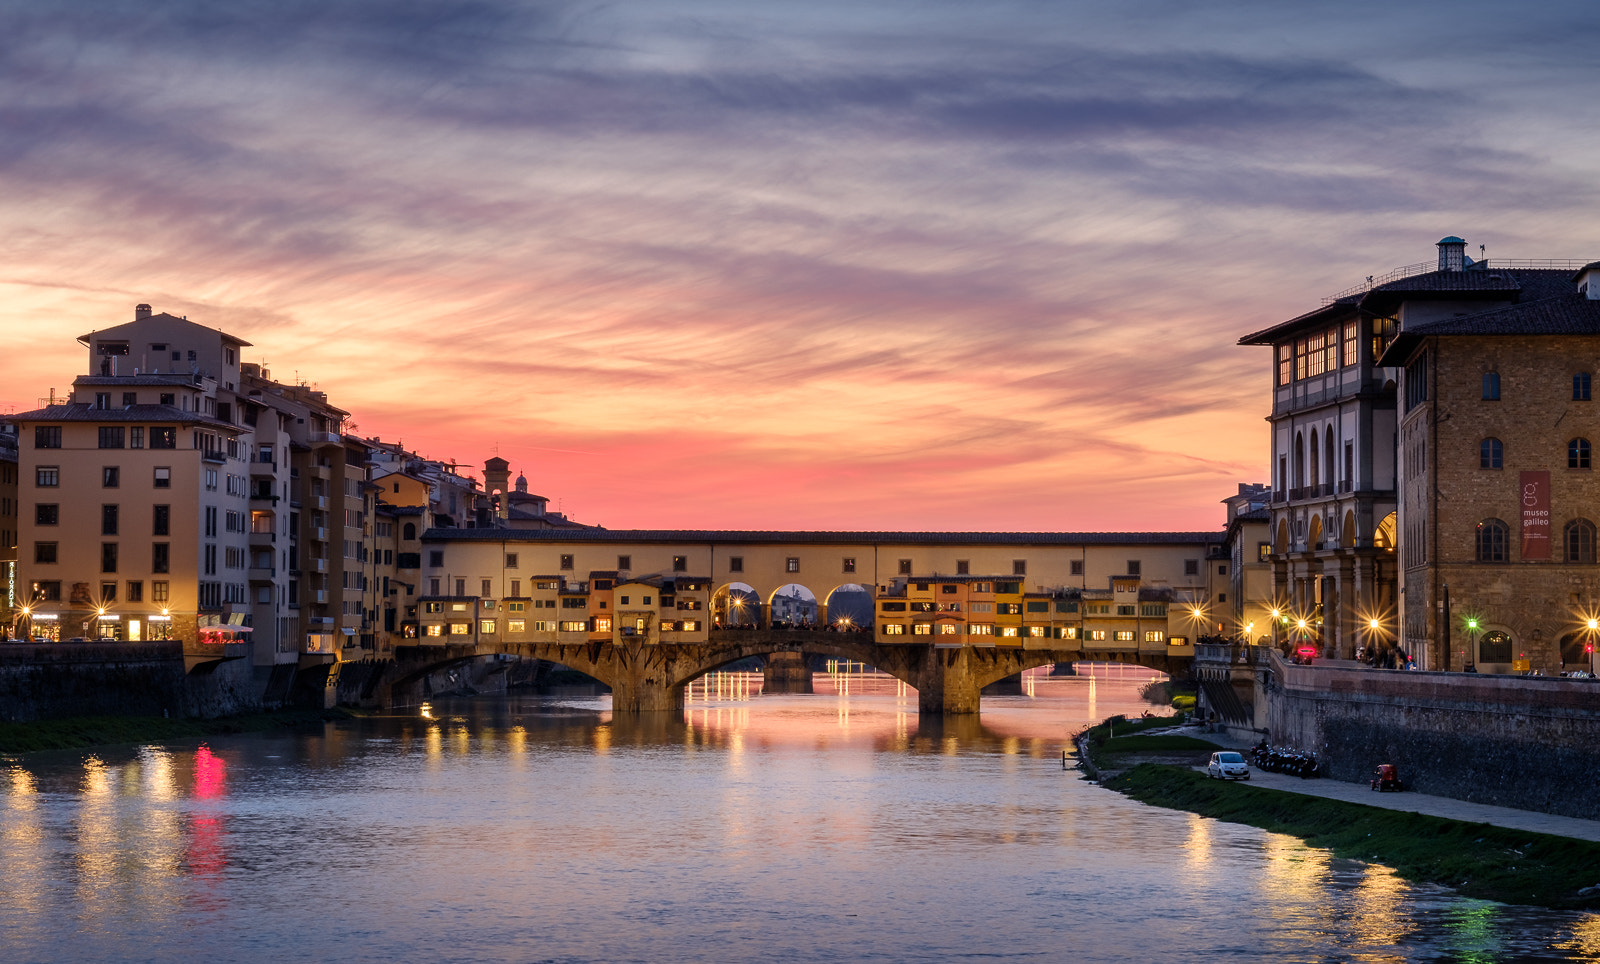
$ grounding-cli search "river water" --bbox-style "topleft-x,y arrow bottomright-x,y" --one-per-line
3,677 -> 1599,963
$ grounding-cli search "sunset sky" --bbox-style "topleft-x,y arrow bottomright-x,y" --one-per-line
4,1 -> 1599,531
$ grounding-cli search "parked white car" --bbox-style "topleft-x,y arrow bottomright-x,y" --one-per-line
1206,751 -> 1250,780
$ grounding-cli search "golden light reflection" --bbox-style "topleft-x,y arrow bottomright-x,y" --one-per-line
425,724 -> 443,767
1258,832 -> 1329,905
141,747 -> 176,802
1183,812 -> 1213,871
507,725 -> 527,766
9,766 -> 38,805
1554,914 -> 1600,957
593,724 -> 612,755
2,766 -> 46,941
75,756 -> 120,908
1349,863 -> 1409,953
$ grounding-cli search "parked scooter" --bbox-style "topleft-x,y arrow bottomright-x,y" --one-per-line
1248,741 -> 1323,778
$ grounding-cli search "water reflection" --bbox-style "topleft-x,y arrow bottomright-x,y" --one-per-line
0,685 -> 1597,963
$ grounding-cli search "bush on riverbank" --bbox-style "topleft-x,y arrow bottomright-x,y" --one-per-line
0,708 -> 349,754
1138,679 -> 1198,712
1104,763 -> 1600,910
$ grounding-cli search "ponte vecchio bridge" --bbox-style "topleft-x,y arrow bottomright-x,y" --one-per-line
377,528 -> 1224,714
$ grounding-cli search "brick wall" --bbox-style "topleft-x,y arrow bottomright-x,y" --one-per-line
1403,334 -> 1600,670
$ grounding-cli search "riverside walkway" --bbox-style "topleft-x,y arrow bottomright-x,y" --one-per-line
1181,729 -> 1600,844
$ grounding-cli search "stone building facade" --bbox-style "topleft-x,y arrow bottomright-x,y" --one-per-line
1241,238 -> 1595,668
1380,260 -> 1600,673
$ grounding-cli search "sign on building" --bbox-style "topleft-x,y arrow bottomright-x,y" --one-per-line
1520,471 -> 1551,560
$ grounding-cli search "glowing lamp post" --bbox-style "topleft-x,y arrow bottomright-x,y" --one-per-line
1588,618 -> 1599,675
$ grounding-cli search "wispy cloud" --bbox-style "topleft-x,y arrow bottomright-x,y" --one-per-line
0,0 -> 1595,527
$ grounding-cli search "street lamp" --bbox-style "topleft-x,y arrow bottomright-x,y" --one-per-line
1587,617 -> 1598,675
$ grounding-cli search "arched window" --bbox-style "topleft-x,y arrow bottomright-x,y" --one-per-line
1571,438 -> 1592,469
1475,519 -> 1509,562
1309,428 -> 1320,491
1479,631 -> 1513,664
1479,438 -> 1502,469
1294,432 -> 1305,489
1567,519 -> 1596,563
1482,371 -> 1500,400
403,522 -> 416,540
1324,430 -> 1335,488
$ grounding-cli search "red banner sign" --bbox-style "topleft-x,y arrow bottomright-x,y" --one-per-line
1521,470 -> 1551,560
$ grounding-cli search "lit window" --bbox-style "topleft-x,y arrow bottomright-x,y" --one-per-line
1114,630 -> 1135,641
508,619 -> 526,633
1089,630 -> 1107,641
786,557 -> 800,573
449,623 -> 470,635
425,624 -> 443,637
999,626 -> 1018,637
1144,630 -> 1165,642
939,624 -> 958,635
882,624 -> 905,635
479,620 -> 496,634
912,623 -> 932,635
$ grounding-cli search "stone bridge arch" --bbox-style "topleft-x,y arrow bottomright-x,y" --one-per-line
377,633 -> 1191,716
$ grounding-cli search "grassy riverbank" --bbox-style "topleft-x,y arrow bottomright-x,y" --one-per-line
1076,713 -> 1216,773
1104,763 -> 1600,910
0,708 -> 353,755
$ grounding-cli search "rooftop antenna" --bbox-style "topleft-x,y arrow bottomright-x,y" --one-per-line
1480,243 -> 1487,261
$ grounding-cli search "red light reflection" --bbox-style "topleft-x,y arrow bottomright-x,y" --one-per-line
186,745 -> 229,891
193,745 -> 226,800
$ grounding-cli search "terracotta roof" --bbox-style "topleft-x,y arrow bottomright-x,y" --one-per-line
421,528 -> 1222,545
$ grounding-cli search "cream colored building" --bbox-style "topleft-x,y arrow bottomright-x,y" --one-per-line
11,307 -> 255,645
412,528 -> 1225,658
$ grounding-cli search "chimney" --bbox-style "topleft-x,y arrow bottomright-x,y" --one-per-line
1436,236 -> 1467,272
135,304 -> 152,320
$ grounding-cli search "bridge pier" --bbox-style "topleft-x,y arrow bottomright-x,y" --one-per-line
762,651 -> 814,694
913,646 -> 982,715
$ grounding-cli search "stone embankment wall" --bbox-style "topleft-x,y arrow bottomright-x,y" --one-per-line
0,642 -> 263,722
1266,655 -> 1600,820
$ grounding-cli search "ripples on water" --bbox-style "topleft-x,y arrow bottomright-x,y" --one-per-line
2,678 -> 1598,963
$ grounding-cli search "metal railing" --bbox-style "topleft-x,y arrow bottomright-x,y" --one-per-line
1322,258 -> 1590,305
